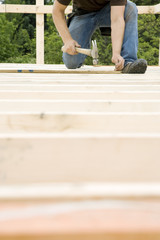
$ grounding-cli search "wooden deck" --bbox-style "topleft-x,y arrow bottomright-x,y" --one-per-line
0,64 -> 160,239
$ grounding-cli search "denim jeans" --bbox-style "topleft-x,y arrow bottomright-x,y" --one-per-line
63,0 -> 138,69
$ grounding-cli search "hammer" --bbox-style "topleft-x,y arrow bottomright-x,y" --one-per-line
62,40 -> 99,65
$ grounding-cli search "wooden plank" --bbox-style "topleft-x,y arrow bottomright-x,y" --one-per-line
1,113 -> 160,133
0,91 -> 160,100
0,69 -> 121,74
0,63 -> 160,72
36,0 -> 44,64
0,73 -> 160,81
0,99 -> 160,112
3,4 -> 52,14
137,5 -> 155,14
0,80 -> 160,85
1,183 -> 160,201
154,3 -> 160,14
0,4 -> 5,13
0,199 -> 160,240
65,5 -> 159,14
0,84 -> 160,91
0,65 -> 159,77
0,133 -> 160,184
0,4 -> 159,14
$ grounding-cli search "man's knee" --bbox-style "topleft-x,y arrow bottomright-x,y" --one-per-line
63,53 -> 83,69
125,1 -> 138,20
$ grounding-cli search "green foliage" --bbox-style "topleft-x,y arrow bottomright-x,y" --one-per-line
137,14 -> 160,65
45,16 -> 63,64
132,0 -> 160,5
0,14 -> 18,61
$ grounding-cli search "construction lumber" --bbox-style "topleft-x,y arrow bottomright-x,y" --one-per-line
0,68 -> 121,74
1,113 -> 160,133
0,99 -> 160,112
0,91 -> 160,100
1,80 -> 160,85
0,65 -> 159,80
0,133 -> 160,184
0,183 -> 160,201
36,0 -> 44,64
1,84 -> 160,91
0,199 -> 160,240
154,3 -> 160,14
0,64 -> 159,76
0,4 -> 159,14
0,78 -> 160,85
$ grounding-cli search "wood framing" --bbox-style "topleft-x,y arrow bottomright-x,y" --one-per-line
0,3 -> 159,65
0,133 -> 160,184
0,4 -> 160,15
1,91 -> 160,100
154,3 -> 160,14
0,113 -> 160,133
36,0 -> 44,64
0,183 -> 160,200
0,199 -> 160,240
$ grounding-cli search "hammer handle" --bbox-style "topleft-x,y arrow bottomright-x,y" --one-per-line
75,47 -> 92,56
61,46 -> 91,57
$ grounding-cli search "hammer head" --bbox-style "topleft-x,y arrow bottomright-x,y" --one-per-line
91,40 -> 99,65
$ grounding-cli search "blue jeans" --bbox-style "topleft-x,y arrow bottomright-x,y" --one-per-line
63,0 -> 138,69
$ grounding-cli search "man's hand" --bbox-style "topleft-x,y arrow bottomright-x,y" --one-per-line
112,54 -> 125,71
62,40 -> 81,55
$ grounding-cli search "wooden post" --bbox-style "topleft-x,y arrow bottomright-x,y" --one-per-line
36,0 -> 44,64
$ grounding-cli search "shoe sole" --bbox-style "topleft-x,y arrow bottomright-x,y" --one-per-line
123,59 -> 147,74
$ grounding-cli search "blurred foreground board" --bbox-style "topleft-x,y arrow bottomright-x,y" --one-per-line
0,199 -> 160,240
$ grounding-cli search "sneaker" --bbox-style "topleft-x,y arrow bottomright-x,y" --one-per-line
122,59 -> 147,74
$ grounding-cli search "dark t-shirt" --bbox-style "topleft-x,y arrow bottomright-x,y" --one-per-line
57,0 -> 127,12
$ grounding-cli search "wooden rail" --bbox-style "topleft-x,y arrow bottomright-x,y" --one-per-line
0,2 -> 160,64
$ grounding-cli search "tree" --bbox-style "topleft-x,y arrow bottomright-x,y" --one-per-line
0,15 -> 18,62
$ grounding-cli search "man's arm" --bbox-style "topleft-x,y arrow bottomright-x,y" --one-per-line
52,0 -> 80,55
111,5 -> 125,71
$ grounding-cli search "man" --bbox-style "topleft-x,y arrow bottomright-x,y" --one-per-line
52,0 -> 147,73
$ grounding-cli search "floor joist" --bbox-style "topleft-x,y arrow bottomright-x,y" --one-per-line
0,113 -> 160,133
0,91 -> 160,100
0,133 -> 160,184
0,199 -> 160,240
0,99 -> 160,112
0,183 -> 160,201
1,84 -> 160,91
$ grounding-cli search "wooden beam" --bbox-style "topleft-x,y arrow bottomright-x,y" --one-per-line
0,69 -> 121,74
0,4 -> 160,14
0,99 -> 160,112
0,84 -> 160,91
0,198 -> 160,240
0,91 -> 160,100
0,4 -> 5,13
137,6 -> 155,14
154,3 -> 160,14
36,0 -> 44,64
0,64 -> 159,75
0,4 -> 52,14
0,183 -> 160,200
0,113 -> 160,133
0,133 -> 160,184
1,80 -> 160,85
